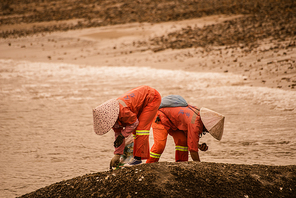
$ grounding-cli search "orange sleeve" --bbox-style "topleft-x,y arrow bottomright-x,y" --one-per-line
187,118 -> 203,152
118,105 -> 137,125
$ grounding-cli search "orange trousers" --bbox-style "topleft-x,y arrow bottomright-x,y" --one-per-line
133,90 -> 161,159
146,121 -> 188,163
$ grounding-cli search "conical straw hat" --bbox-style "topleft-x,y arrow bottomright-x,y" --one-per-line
93,98 -> 119,135
200,107 -> 225,141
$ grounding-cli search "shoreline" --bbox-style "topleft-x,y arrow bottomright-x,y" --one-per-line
1,0 -> 296,90
1,17 -> 295,91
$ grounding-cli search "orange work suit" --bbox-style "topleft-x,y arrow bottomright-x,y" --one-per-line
113,85 -> 161,159
146,105 -> 204,163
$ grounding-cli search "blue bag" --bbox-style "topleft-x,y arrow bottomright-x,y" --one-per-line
159,95 -> 188,109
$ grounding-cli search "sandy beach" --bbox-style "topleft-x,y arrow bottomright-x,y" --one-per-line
1,0 -> 296,197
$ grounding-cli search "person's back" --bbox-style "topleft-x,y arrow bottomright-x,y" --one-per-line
157,105 -> 202,133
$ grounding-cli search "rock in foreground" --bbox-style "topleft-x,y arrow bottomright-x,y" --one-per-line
20,162 -> 295,198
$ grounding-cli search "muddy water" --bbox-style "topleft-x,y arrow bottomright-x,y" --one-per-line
1,59 -> 296,197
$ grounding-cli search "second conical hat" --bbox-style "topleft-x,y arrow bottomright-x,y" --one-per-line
200,107 -> 225,141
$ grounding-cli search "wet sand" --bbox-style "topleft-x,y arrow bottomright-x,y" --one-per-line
1,0 -> 296,197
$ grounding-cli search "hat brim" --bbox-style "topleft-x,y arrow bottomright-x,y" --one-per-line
93,99 -> 119,135
200,107 -> 225,141
208,117 -> 224,141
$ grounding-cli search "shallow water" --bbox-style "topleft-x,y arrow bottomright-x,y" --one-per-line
0,59 -> 296,197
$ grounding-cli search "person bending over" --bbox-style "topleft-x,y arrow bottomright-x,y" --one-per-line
93,85 -> 161,168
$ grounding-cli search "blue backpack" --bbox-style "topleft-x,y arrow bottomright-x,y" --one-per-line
159,95 -> 188,109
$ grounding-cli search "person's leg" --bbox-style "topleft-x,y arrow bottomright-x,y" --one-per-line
133,90 -> 161,160
146,121 -> 168,163
170,130 -> 188,162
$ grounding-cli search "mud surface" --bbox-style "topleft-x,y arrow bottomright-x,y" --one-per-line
20,162 -> 296,198
1,0 -> 296,54
1,0 -> 296,45
1,0 -> 296,90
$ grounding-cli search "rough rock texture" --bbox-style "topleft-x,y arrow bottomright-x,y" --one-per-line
19,162 -> 296,198
141,0 -> 296,52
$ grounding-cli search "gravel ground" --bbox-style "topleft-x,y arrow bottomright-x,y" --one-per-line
19,162 -> 296,198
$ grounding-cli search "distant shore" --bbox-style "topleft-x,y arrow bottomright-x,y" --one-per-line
1,0 -> 296,90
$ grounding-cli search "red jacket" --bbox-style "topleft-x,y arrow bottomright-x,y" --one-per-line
157,105 -> 204,152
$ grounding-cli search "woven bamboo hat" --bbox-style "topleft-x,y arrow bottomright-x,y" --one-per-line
93,98 -> 119,135
200,107 -> 225,141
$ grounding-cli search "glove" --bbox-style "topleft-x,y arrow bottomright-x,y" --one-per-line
110,154 -> 121,169
199,143 -> 208,151
114,133 -> 125,148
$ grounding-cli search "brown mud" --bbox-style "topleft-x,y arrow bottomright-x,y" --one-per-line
20,162 -> 296,198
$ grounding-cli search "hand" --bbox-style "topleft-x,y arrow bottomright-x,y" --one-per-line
114,134 -> 125,148
110,154 -> 121,169
198,143 -> 208,151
